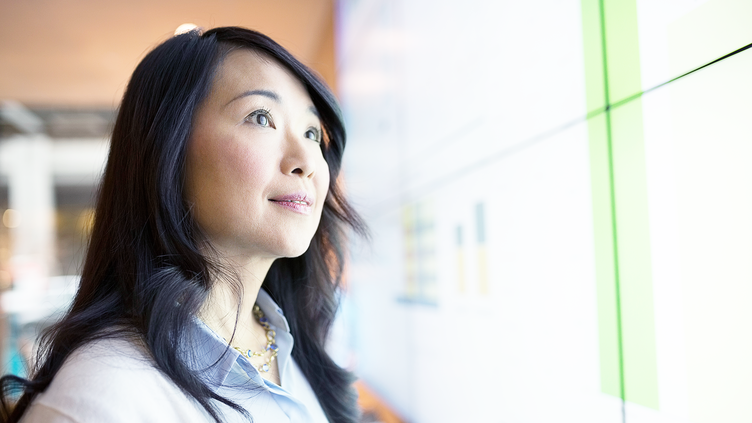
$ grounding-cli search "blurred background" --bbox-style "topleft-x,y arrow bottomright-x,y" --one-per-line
1,0 -> 751,422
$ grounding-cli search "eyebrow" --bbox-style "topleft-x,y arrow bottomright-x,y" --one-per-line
225,89 -> 279,106
226,89 -> 320,118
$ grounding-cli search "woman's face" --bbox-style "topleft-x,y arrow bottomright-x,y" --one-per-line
185,49 -> 330,261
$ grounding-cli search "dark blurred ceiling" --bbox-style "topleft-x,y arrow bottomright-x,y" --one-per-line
0,0 -> 337,108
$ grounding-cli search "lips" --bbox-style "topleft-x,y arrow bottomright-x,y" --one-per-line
269,193 -> 313,215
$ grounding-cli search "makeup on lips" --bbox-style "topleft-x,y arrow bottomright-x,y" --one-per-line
269,193 -> 313,215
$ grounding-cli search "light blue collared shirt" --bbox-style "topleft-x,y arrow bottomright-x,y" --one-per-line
188,289 -> 330,423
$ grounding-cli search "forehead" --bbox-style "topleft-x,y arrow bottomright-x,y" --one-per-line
210,48 -> 310,103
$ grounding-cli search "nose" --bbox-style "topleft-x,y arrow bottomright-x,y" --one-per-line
280,130 -> 317,178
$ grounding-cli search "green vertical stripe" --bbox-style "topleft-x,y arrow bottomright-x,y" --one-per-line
602,0 -> 643,103
587,111 -> 623,399
599,0 -> 627,408
582,0 -> 660,410
610,100 -> 659,409
582,0 -> 607,115
582,0 -> 624,402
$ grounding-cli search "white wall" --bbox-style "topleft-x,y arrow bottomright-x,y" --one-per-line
337,0 -> 752,422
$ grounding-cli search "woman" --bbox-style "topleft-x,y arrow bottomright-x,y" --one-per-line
0,26 -> 365,423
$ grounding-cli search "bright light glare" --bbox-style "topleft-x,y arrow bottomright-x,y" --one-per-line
174,23 -> 199,35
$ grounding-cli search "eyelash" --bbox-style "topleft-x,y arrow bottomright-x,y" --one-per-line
244,107 -> 322,144
245,107 -> 274,127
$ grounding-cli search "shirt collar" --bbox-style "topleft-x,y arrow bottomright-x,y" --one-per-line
185,288 -> 293,387
256,288 -> 291,333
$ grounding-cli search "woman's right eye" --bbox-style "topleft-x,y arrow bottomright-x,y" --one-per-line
245,109 -> 274,127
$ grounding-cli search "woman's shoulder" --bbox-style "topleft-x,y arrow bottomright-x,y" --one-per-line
22,336 -> 212,423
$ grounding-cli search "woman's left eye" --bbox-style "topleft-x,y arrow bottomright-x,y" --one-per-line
304,128 -> 322,143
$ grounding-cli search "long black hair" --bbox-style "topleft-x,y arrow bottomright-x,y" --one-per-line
0,27 -> 365,423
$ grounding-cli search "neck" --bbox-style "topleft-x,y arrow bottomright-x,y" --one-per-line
198,253 -> 276,346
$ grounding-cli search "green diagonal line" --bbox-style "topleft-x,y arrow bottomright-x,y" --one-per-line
609,40 -> 752,110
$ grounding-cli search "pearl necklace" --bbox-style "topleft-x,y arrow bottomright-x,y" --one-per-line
229,304 -> 279,373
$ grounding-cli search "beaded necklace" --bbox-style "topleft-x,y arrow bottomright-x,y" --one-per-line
229,304 -> 279,373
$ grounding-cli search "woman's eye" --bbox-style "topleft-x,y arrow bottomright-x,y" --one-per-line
304,128 -> 322,143
255,114 -> 269,126
246,109 -> 274,127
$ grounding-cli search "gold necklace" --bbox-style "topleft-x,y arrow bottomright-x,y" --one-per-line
229,304 -> 279,373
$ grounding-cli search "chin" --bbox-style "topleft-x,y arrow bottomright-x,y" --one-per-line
276,239 -> 315,259
287,245 -> 314,259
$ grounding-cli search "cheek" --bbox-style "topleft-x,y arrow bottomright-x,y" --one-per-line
187,136 -> 276,232
221,141 -> 275,192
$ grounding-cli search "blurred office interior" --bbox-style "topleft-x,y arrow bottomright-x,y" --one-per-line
1,0 -> 751,422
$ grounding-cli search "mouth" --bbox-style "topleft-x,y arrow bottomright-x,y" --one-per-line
269,193 -> 313,215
